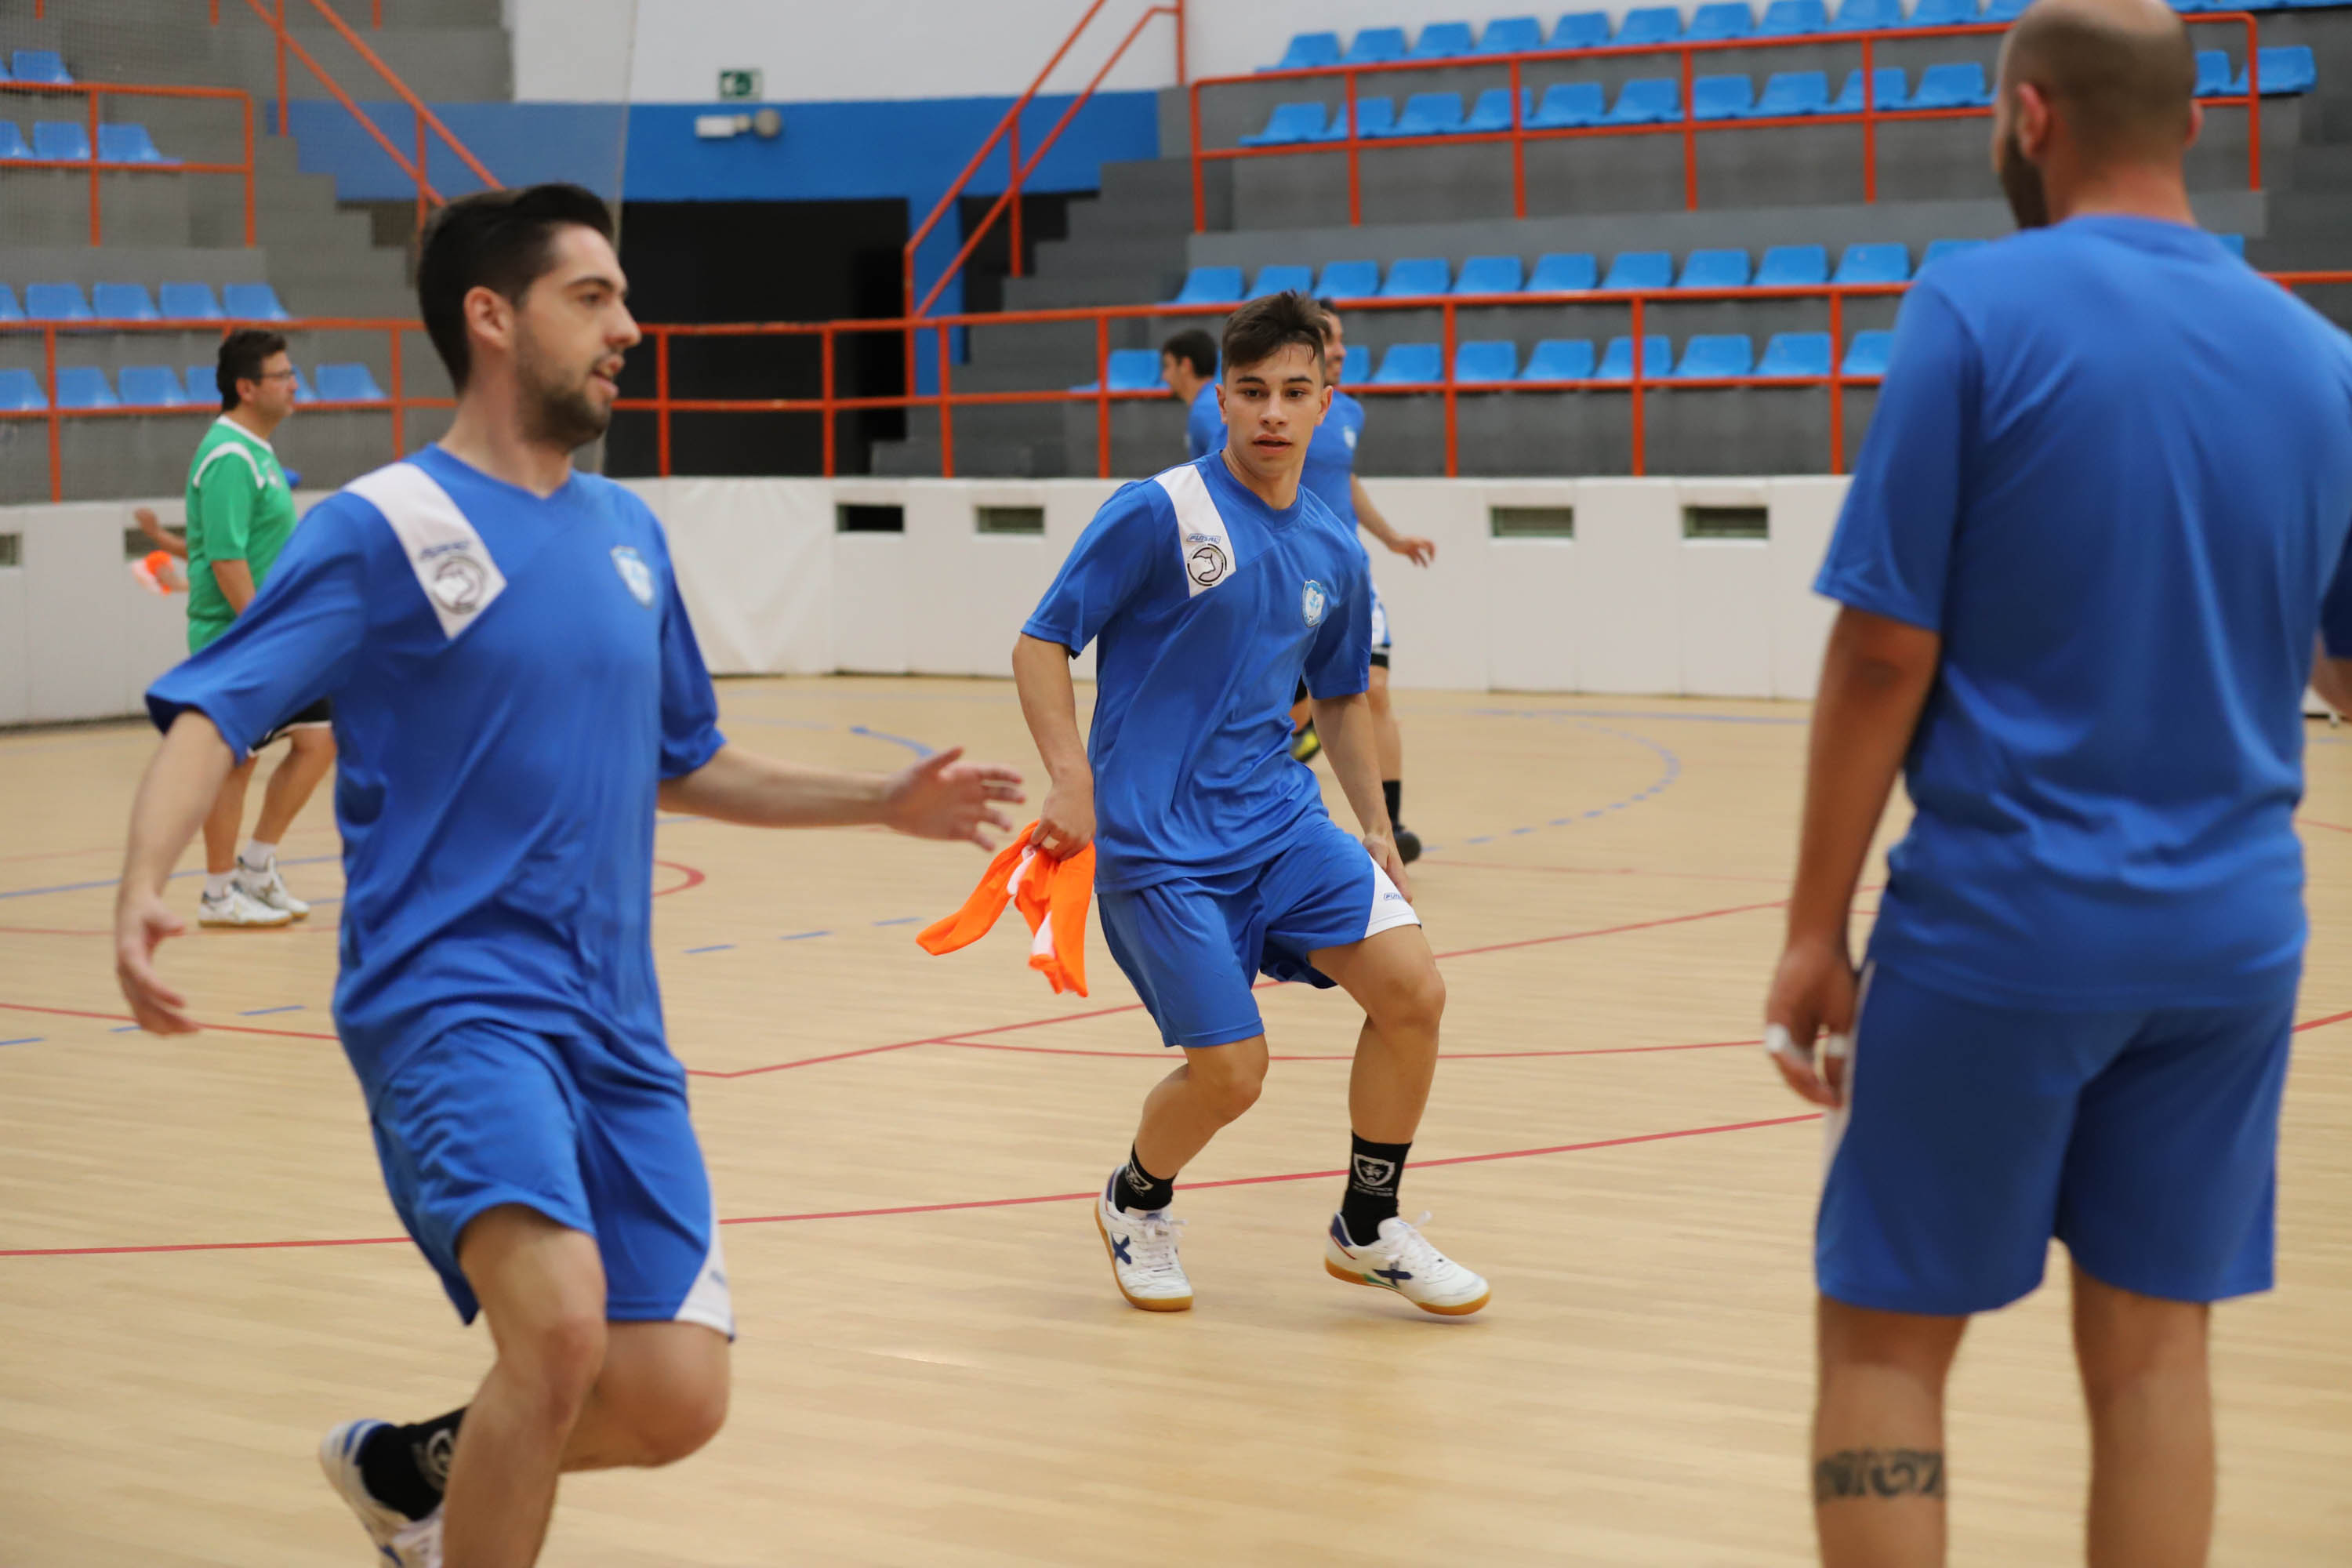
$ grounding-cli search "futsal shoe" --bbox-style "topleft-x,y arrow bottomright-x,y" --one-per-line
1393,826 -> 1422,865
1324,1212 -> 1490,1316
234,858 -> 311,919
199,884 -> 292,927
318,1420 -> 445,1567
1096,1172 -> 1192,1312
1290,722 -> 1321,764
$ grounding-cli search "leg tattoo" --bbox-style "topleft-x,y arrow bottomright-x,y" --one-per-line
1814,1448 -> 1946,1504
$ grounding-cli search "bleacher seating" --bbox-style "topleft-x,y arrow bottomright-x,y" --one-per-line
1529,252 -> 1599,291
0,285 -> 20,321
315,364 -> 388,404
1596,335 -> 1675,379
1530,83 -> 1606,127
2242,46 -> 2318,94
91,283 -> 158,321
1071,349 -> 1179,394
1688,2 -> 1759,40
1455,254 -> 1525,293
1907,62 -> 1992,107
1921,237 -> 1987,268
1168,267 -> 1244,305
1263,32 -> 1342,72
0,125 -> 31,160
1552,11 -> 1613,46
1695,77 -> 1759,120
1672,334 -> 1755,377
1394,92 -> 1468,137
25,282 -> 91,321
1834,242 -> 1912,282
1478,16 -> 1547,52
1410,22 -> 1479,58
0,368 -> 45,411
159,283 -> 223,321
1619,7 -> 1686,43
1756,244 -> 1830,285
1678,249 -> 1752,288
1759,0 -> 1831,32
10,50 -> 72,85
1467,87 -> 1534,130
1605,79 -> 1683,124
1455,339 -> 1519,382
1835,0 -> 1907,28
1342,27 -> 1410,64
1371,342 -> 1444,383
1316,260 -> 1381,296
55,366 -> 115,408
1602,251 -> 1674,289
96,125 -> 176,165
118,365 -> 190,407
1249,263 -> 1314,297
223,284 -> 291,321
1381,256 -> 1451,295
183,365 -> 216,403
1149,328 -> 1897,390
1520,339 -> 1597,380
1338,343 -> 1372,384
1757,332 -> 1834,377
32,122 -> 91,162
1842,330 -> 1894,376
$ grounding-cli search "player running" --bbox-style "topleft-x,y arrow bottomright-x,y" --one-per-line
1762,2 -> 2352,1563
1013,290 -> 1487,1319
111,184 -> 1022,1568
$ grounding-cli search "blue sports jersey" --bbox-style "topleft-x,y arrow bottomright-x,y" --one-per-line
1023,452 -> 1373,891
1300,390 -> 1365,527
1185,383 -> 1221,461
1820,216 -> 2352,1009
147,445 -> 724,1095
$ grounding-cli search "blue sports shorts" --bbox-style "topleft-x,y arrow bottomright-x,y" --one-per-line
368,1021 -> 732,1333
1097,817 -> 1421,1048
1817,963 -> 2296,1316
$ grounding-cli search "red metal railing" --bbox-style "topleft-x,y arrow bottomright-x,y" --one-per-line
0,78 -> 256,246
1189,13 -> 2263,227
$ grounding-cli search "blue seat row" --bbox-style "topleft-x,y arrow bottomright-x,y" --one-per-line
2194,45 -> 2318,96
0,360 -> 386,412
1333,330 -> 1896,385
0,121 -> 175,164
0,51 -> 73,86
0,281 -> 290,323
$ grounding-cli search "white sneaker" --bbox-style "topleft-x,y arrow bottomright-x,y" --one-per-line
318,1419 -> 444,1567
234,858 -> 310,919
1324,1211 -> 1491,1316
198,884 -> 293,927
1095,1171 -> 1192,1312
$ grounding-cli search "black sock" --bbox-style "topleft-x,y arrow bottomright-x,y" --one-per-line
1382,779 -> 1404,829
358,1407 -> 466,1521
1113,1144 -> 1174,1214
1340,1133 -> 1411,1243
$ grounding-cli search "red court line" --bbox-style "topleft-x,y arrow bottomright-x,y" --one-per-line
2302,818 -> 2352,835
1418,858 -> 1788,885
0,1000 -> 338,1042
1435,898 -> 1787,962
0,925 -> 114,937
652,859 -> 705,897
935,1036 -> 1764,1063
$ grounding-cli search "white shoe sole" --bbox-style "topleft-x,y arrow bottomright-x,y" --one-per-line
1324,1253 -> 1492,1317
1096,1204 -> 1192,1312
199,910 -> 292,927
317,1421 -> 411,1557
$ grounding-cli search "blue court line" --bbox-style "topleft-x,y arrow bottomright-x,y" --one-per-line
0,1036 -> 42,1047
684,944 -> 735,955
872,916 -> 923,927
1414,720 -> 1681,857
848,724 -> 938,759
779,930 -> 829,942
238,1004 -> 303,1016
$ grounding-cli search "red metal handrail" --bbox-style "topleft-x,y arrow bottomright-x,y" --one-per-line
0,78 -> 256,246
1189,13 -> 2264,227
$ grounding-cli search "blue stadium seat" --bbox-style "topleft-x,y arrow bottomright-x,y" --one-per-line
289,365 -> 314,402
223,282 -> 291,321
1454,255 -> 1526,294
1678,249 -> 1752,288
1320,99 -> 1399,139
184,365 -> 216,403
1263,32 -> 1342,71
1757,244 -> 1831,285
1454,339 -> 1519,383
1169,267 -> 1243,306
97,124 -> 175,165
1907,62 -> 1991,106
0,368 -> 46,411
0,125 -> 31,160
1409,21 -> 1476,58
1248,263 -> 1315,298
1982,0 -> 2031,20
1240,102 -> 1331,146
2194,49 -> 2235,96
55,366 -> 116,408
1757,332 -> 1833,377
2238,47 -> 2317,94
1922,237 -> 1987,268
1758,0 -> 1831,32
1519,339 -> 1598,381
1370,343 -> 1443,384
1478,16 -> 1547,52
91,282 -> 158,321
1529,82 -> 1607,127
1381,257 -> 1452,296
1390,92 -> 1467,137
1068,349 -> 1145,392
1905,0 -> 1980,23
1603,79 -> 1682,124
158,281 -> 222,320
1694,75 -> 1757,119
1341,27 -> 1409,64
1316,260 -> 1381,298
1833,0 -> 1906,27
1529,252 -> 1600,291
1617,6 -> 1686,42
1828,67 -> 1909,111
1835,242 -> 1911,283
1466,87 -> 1535,131
1688,2 -> 1759,38
1603,251 -> 1674,290
316,362 -> 389,403
1755,70 -> 1833,115
1338,343 -> 1371,384
12,50 -> 71,85
118,365 -> 191,408
0,285 -> 20,321
24,283 -> 92,321
32,122 -> 92,161
1673,335 -> 1755,377
1552,11 -> 1615,47
1595,335 -> 1675,380
1842,330 -> 1893,376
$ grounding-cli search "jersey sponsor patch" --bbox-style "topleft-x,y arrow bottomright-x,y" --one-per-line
345,459 -> 510,641
1153,461 -> 1240,599
611,544 -> 655,607
1302,579 -> 1330,628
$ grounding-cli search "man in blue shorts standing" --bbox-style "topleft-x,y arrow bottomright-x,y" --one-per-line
1762,2 -> 2352,1562
111,184 -> 1022,1568
1014,291 -> 1486,1319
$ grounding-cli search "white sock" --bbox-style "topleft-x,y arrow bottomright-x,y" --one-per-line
240,839 -> 277,871
204,871 -> 234,901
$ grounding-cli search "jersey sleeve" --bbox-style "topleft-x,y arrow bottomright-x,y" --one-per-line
146,497 -> 368,761
2325,528 -> 2352,659
655,544 -> 727,779
1186,392 -> 1222,462
195,445 -> 263,562
1022,483 -> 1165,656
1304,540 -> 1374,701
1813,283 -> 1976,633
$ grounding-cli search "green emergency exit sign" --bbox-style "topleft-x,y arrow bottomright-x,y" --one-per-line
717,68 -> 762,101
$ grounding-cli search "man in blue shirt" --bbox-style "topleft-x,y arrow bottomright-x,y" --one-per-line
1161,327 -> 1220,460
1762,4 -> 2352,1562
111,185 -> 1022,1568
1014,291 -> 1487,1319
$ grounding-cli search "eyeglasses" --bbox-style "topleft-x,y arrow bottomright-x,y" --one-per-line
254,368 -> 299,383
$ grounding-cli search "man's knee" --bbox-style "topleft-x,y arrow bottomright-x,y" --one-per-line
601,1325 -> 731,1467
1370,958 -> 1446,1038
289,727 -> 336,760
1818,1296 -> 1967,1385
507,1309 -> 608,1429
627,1373 -> 730,1467
1192,1044 -> 1266,1123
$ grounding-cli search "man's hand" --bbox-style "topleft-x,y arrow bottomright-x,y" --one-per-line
882,747 -> 1023,849
1763,935 -> 1857,1108
1034,773 -> 1096,861
1385,534 -> 1437,568
1365,831 -> 1413,902
115,887 -> 197,1034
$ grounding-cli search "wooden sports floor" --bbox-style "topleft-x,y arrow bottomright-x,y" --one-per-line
2,678 -> 2347,1566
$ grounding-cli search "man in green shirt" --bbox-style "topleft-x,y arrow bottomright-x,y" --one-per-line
181,327 -> 336,927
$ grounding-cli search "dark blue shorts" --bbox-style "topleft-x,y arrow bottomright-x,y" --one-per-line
1097,818 -> 1420,1048
1817,964 -> 2296,1316
369,1022 -> 732,1333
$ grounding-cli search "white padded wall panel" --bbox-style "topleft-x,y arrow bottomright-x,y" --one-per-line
1570,480 -> 1683,695
20,506 -> 133,724
1766,477 -> 1849,699
1358,477 -> 1491,692
630,477 -> 836,677
1675,481 -> 1775,699
0,561 -> 25,725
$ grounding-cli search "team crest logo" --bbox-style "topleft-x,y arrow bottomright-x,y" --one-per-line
1186,532 -> 1231,587
1352,1154 -> 1396,1189
423,547 -> 489,615
1301,579 -> 1329,628
611,545 -> 655,607
1343,426 -> 1359,450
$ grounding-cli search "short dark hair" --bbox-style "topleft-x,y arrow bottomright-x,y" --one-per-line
216,327 -> 288,412
417,183 -> 616,389
1161,328 -> 1217,378
2002,0 -> 2195,161
1219,291 -> 1326,380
